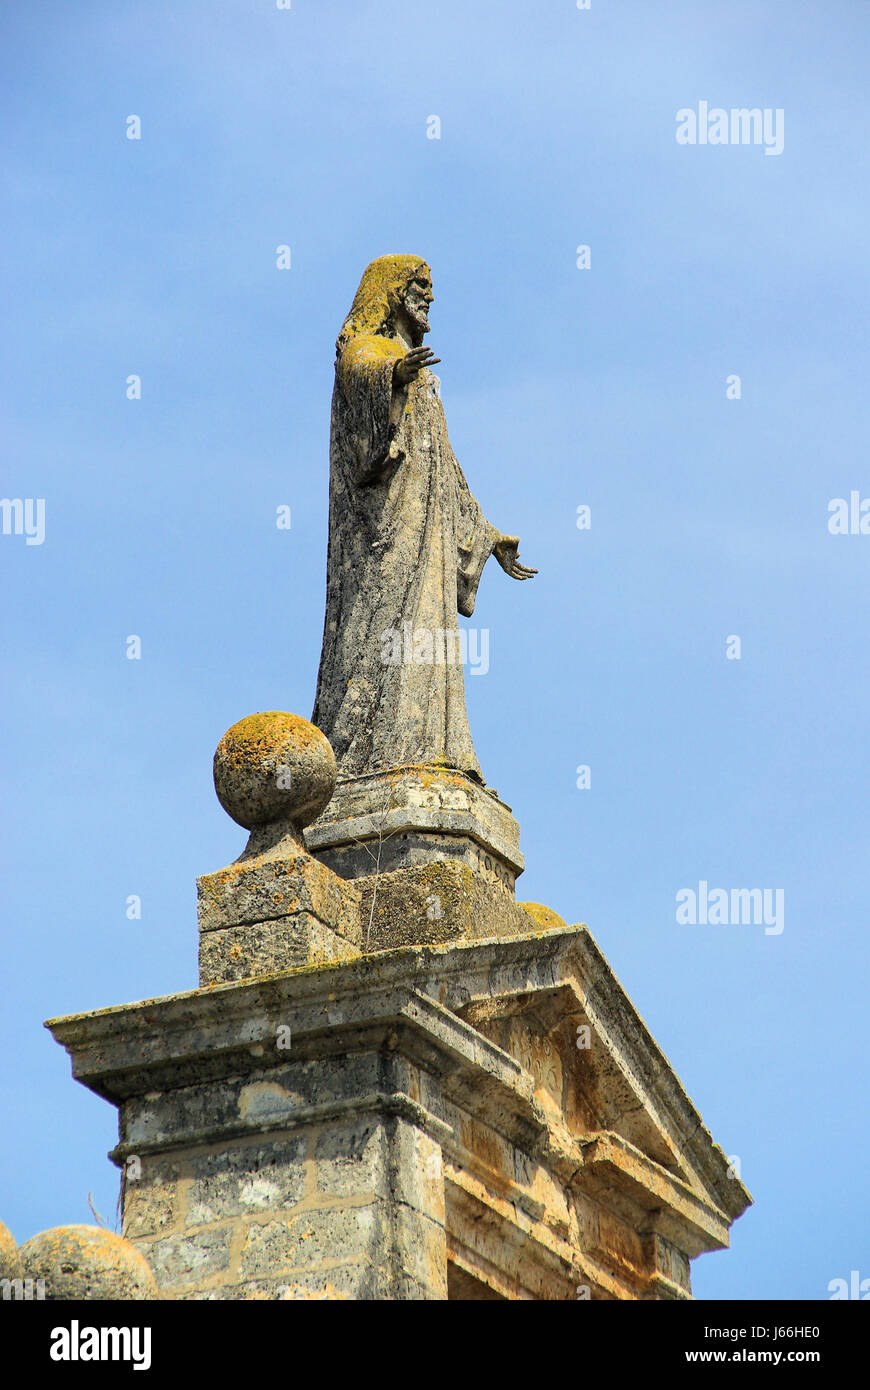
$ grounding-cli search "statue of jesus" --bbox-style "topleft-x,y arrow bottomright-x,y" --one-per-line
312,255 -> 536,785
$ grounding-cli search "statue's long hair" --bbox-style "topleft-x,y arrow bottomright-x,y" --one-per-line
335,255 -> 429,360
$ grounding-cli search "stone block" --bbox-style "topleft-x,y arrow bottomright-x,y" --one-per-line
238,1205 -> 377,1280
197,847 -> 362,985
122,1181 -> 177,1240
356,858 -> 541,950
312,1119 -> 389,1199
137,1227 -> 232,1290
186,1137 -> 308,1224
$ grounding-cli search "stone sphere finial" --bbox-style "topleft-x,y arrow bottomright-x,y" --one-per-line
213,711 -> 337,832
0,1219 -> 22,1282
19,1226 -> 157,1300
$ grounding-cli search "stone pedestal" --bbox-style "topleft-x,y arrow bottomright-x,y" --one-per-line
46,927 -> 750,1301
44,711 -> 751,1299
305,765 -> 524,891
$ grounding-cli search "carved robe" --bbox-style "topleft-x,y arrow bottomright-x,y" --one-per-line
312,332 -> 497,780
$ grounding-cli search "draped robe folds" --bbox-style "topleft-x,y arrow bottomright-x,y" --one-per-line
312,333 -> 498,782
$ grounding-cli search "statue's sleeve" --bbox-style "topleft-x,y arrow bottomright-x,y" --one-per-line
335,335 -> 405,486
453,455 -> 499,618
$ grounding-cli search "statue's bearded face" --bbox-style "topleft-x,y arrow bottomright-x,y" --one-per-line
400,270 -> 433,340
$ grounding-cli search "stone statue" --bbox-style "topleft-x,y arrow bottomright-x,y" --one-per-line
312,255 -> 536,784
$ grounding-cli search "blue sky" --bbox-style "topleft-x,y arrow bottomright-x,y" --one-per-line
2,0 -> 868,1300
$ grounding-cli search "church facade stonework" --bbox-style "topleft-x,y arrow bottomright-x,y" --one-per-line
48,926 -> 749,1300
38,258 -> 749,1300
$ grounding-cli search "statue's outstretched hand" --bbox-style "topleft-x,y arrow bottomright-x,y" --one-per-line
394,346 -> 441,386
493,535 -> 537,580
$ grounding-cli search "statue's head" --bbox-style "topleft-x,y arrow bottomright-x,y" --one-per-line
336,255 -> 432,357
398,264 -> 433,341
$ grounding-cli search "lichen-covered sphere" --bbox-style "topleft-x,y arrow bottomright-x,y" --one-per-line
0,1219 -> 21,1282
213,711 -> 337,831
19,1225 -> 157,1300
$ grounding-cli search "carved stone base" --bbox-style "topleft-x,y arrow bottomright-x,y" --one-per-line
304,764 -> 524,891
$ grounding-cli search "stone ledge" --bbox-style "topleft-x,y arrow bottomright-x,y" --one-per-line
108,1092 -> 454,1166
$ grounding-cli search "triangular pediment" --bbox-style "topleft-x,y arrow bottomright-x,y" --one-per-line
453,928 -> 750,1235
463,985 -> 686,1175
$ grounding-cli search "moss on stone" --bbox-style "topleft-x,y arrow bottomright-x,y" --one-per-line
519,902 -> 567,932
335,254 -> 429,358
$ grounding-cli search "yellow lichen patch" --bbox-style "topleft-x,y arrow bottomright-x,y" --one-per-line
216,712 -> 327,770
19,1225 -> 157,1298
518,902 -> 567,931
0,1219 -> 19,1277
343,334 -> 404,367
336,254 -> 429,358
337,333 -> 404,400
199,864 -> 248,894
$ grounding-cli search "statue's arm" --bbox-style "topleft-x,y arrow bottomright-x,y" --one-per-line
337,338 -> 441,486
388,346 -> 441,430
453,452 -> 537,615
336,338 -> 402,485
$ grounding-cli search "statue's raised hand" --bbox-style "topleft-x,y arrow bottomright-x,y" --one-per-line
394,346 -> 441,386
493,535 -> 537,581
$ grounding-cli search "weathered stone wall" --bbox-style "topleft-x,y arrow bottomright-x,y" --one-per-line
119,1067 -> 690,1301
119,1053 -> 447,1300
